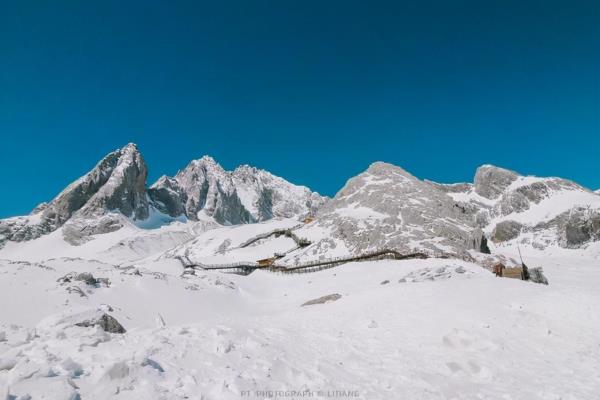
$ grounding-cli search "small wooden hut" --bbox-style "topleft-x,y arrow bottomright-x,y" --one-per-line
493,263 -> 524,280
303,216 -> 315,224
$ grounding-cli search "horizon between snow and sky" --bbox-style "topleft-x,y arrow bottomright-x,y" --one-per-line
1,1 -> 599,218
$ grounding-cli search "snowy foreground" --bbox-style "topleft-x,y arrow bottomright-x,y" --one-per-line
1,221 -> 599,400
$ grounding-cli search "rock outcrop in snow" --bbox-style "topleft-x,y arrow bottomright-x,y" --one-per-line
148,157 -> 327,225
441,165 -> 600,250
474,165 -> 519,200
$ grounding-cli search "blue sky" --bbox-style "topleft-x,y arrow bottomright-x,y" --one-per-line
1,1 -> 599,218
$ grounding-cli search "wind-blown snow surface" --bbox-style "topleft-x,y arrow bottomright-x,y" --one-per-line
1,219 -> 599,399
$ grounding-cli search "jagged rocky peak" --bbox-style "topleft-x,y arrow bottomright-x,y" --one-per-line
232,164 -> 326,220
48,143 -> 148,222
0,143 -> 149,246
474,165 -> 519,199
74,143 -> 148,219
149,155 -> 327,225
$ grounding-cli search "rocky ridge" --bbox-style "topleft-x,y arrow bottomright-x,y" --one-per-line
1,146 -> 599,259
148,156 -> 326,225
0,144 -> 326,248
288,163 -> 600,263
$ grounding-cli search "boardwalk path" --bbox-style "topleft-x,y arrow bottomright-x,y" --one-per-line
179,249 -> 429,275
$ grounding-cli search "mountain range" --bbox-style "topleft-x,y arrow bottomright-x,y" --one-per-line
1,143 -> 599,261
0,144 -> 326,247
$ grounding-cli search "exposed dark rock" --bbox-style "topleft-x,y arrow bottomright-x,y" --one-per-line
62,214 -> 125,245
480,235 -> 491,254
72,272 -> 110,287
66,286 -> 88,298
75,313 -> 126,334
146,176 -> 187,217
491,221 -> 523,243
468,228 -> 491,254
528,267 -> 549,285
59,272 -> 110,287
561,208 -> 600,248
74,272 -> 98,286
301,293 -> 342,306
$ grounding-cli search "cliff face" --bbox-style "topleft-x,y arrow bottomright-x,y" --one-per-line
0,145 -> 327,246
1,144 -> 149,246
148,157 -> 327,225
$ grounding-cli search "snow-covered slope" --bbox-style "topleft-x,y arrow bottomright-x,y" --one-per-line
148,157 -> 326,225
1,249 -> 599,399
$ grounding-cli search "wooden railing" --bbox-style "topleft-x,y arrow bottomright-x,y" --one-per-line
180,249 -> 428,275
237,224 -> 310,249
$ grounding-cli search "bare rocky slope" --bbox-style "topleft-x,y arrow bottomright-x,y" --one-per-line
288,163 -> 600,263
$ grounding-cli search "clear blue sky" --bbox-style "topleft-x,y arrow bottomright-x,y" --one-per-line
1,1 -> 599,218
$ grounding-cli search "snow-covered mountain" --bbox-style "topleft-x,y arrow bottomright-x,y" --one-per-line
285,163 -> 600,265
288,162 -> 487,263
0,143 -> 149,246
2,146 -> 599,260
148,156 -> 326,225
0,144 -> 327,248
445,165 -> 600,250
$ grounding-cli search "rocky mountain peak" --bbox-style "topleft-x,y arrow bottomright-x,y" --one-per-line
305,161 -> 483,262
76,143 -> 148,220
334,162 -> 416,201
366,161 -> 417,180
0,144 -> 149,246
185,155 -> 224,175
474,165 -> 519,199
148,155 -> 327,225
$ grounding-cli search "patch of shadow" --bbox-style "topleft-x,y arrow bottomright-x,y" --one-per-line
141,358 -> 165,373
